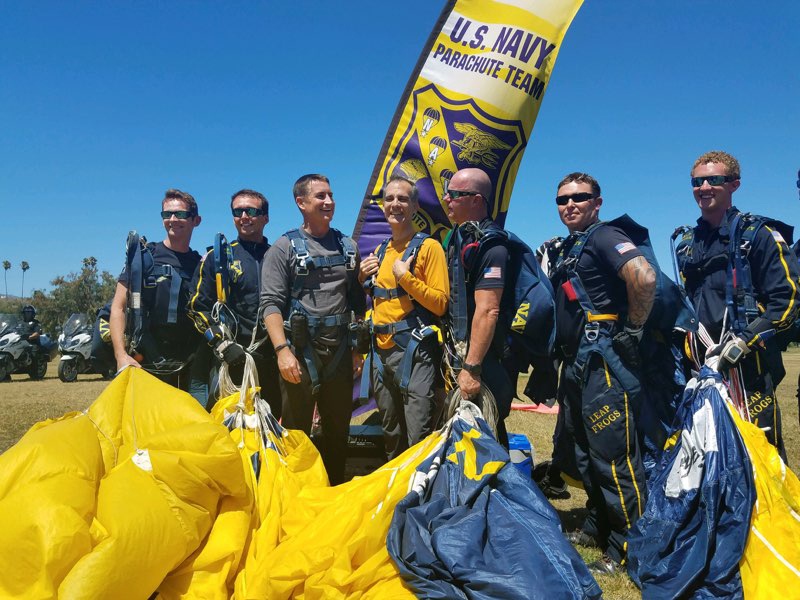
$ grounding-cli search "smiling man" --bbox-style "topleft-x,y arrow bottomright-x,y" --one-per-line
260,174 -> 366,485
359,176 -> 449,459
110,188 -> 203,390
675,151 -> 800,459
188,189 -> 279,412
547,172 -> 655,575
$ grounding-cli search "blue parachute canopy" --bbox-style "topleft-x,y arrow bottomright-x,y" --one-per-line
627,366 -> 755,599
387,403 -> 601,600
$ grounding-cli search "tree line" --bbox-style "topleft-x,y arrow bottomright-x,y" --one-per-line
0,257 -> 117,335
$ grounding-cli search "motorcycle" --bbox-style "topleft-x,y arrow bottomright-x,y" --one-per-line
58,313 -> 112,382
0,314 -> 57,381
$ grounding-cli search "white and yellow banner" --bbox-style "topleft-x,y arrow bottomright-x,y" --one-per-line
353,0 -> 584,251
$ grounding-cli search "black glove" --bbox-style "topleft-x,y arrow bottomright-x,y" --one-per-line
215,340 -> 246,367
612,324 -> 644,370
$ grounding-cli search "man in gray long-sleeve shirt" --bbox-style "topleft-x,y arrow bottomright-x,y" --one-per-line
260,173 -> 366,484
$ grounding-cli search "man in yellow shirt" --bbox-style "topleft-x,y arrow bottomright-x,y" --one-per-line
359,176 -> 450,459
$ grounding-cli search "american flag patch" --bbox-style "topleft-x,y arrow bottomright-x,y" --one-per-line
615,242 -> 637,255
772,230 -> 786,244
483,266 -> 502,279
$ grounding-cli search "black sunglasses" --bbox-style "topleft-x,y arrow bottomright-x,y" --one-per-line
161,210 -> 195,219
691,175 -> 737,187
232,207 -> 267,218
555,192 -> 595,206
447,189 -> 480,200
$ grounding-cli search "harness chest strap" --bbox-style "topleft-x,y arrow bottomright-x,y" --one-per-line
676,213 -> 780,336
362,232 -> 439,400
284,228 -> 358,391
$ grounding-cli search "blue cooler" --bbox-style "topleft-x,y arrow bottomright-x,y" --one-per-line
508,433 -> 533,478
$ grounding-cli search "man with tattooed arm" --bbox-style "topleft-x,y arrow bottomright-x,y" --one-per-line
547,172 -> 656,575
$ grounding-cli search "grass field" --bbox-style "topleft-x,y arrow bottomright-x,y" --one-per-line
2,352 -> 799,598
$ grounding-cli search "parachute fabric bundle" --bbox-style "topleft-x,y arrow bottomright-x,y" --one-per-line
205,368 -> 331,599
236,425 -> 446,599
0,367 -> 251,599
627,366 -> 755,598
628,365 -> 800,598
732,407 -> 800,598
387,401 -> 601,600
2,367 -> 603,599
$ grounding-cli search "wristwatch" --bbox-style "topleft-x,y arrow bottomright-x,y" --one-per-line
462,362 -> 482,376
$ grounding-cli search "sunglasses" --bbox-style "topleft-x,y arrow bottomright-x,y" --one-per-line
161,210 -> 195,219
690,175 -> 737,187
447,189 -> 480,200
555,192 -> 595,206
232,207 -> 266,217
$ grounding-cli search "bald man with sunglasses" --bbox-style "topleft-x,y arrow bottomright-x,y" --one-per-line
675,151 -> 800,460
444,167 -> 515,447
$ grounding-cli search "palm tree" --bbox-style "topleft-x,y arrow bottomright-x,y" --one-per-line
20,261 -> 29,298
2,261 -> 10,298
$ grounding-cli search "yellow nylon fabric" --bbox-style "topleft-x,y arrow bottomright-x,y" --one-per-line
730,407 -> 800,596
0,368 -> 436,598
238,433 -> 444,599
0,368 -> 250,599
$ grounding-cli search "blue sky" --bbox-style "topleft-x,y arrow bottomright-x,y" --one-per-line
1,1 -> 798,295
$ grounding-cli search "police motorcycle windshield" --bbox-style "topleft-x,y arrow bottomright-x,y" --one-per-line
63,313 -> 90,337
0,314 -> 20,336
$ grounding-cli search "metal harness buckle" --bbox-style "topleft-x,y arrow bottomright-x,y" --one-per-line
291,238 -> 311,275
584,322 -> 600,342
412,326 -> 431,342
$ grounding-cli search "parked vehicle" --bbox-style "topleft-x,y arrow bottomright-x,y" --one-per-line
0,314 -> 57,381
58,313 -> 112,382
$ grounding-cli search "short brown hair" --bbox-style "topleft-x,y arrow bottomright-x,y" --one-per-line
293,174 -> 330,199
692,151 -> 741,179
557,172 -> 601,197
230,189 -> 268,214
163,189 -> 198,215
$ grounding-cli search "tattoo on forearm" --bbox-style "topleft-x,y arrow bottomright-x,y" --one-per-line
620,256 -> 656,326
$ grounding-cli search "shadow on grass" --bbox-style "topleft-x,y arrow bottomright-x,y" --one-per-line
554,503 -> 588,533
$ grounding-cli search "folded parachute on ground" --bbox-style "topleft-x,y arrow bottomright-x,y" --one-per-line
388,401 -> 602,600
0,367 -> 251,600
1,364 -> 601,600
235,397 -> 599,600
628,364 -> 800,599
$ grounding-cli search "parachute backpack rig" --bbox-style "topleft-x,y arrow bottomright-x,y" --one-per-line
359,231 -> 444,404
443,220 -> 556,385
283,227 -> 358,395
670,213 -> 794,421
124,230 -> 188,375
207,233 -> 274,402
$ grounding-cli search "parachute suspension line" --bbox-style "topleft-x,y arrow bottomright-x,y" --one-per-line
217,352 -> 258,406
246,304 -> 271,354
218,349 -> 287,458
440,321 -> 464,392
82,409 -> 120,467
694,321 -> 750,422
211,302 -> 239,339
445,384 -> 498,439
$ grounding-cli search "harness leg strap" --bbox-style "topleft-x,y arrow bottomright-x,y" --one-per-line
302,345 -> 322,395
167,269 -> 182,324
397,326 -> 437,401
